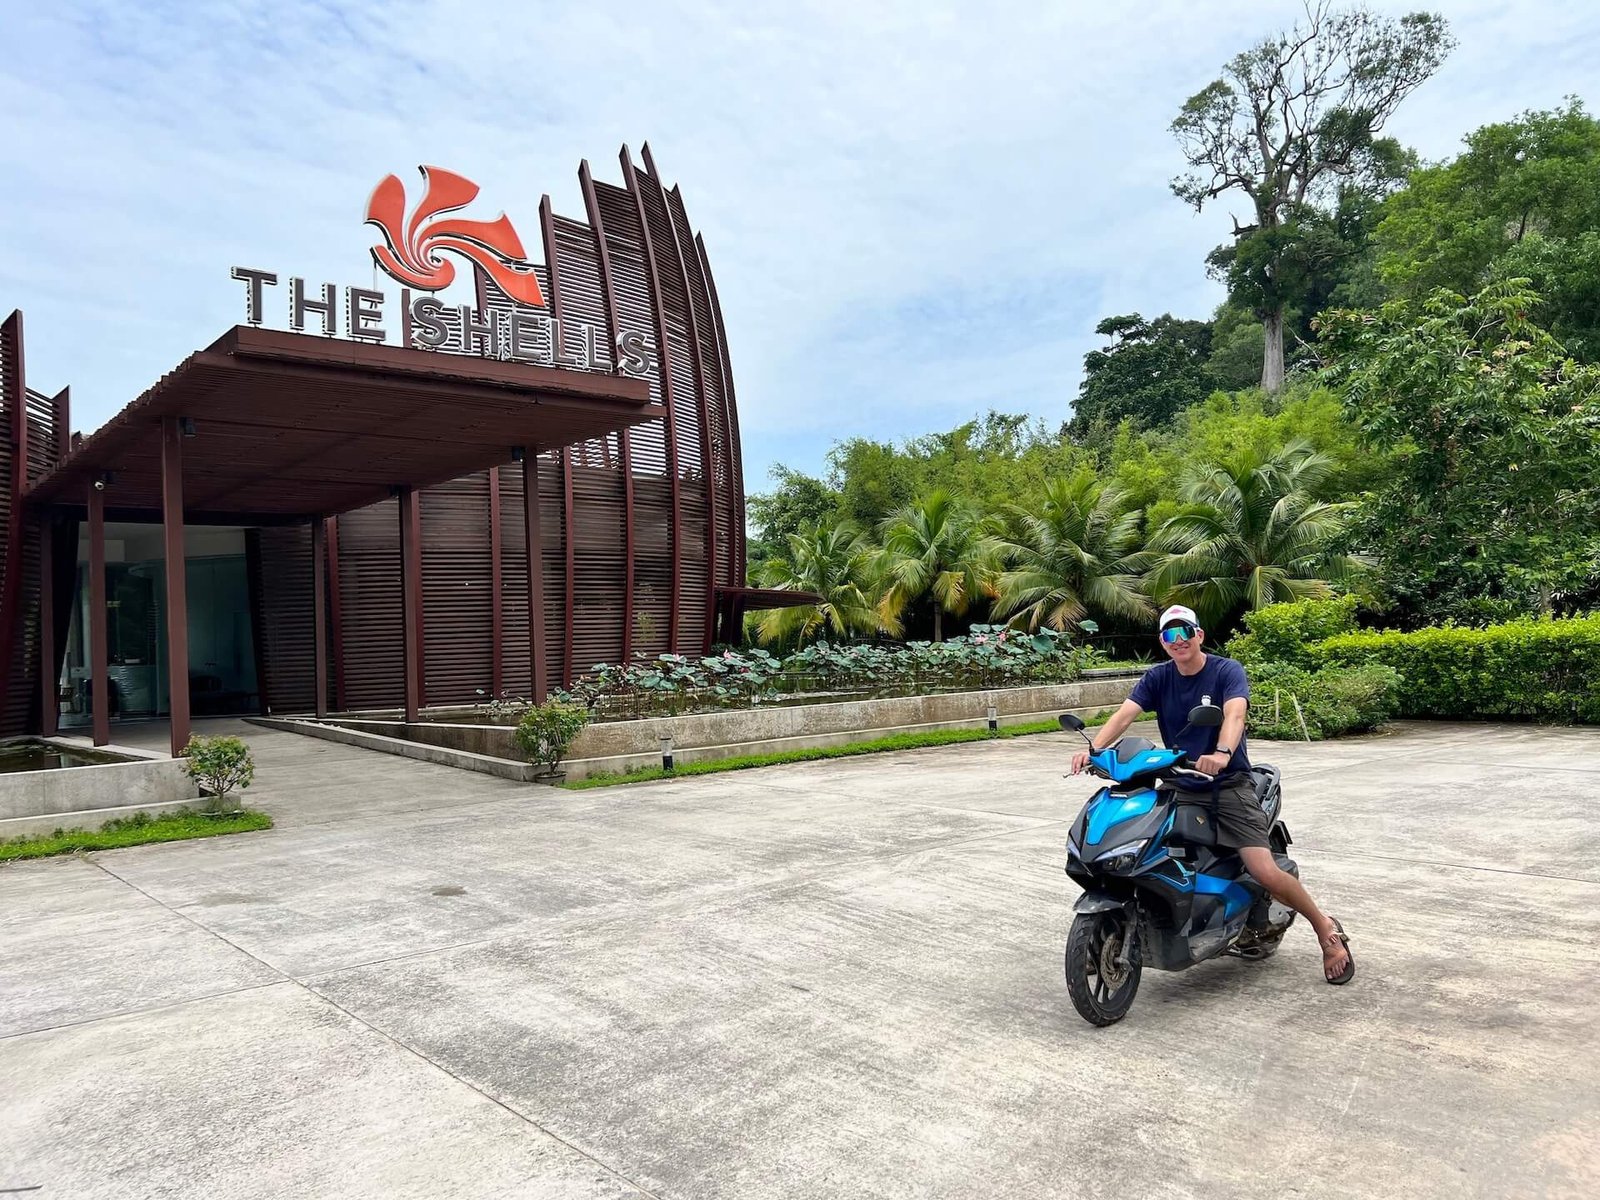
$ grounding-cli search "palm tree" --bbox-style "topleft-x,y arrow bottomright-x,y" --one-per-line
987,470 -> 1154,632
875,490 -> 992,641
1147,440 -> 1359,632
754,519 -> 882,646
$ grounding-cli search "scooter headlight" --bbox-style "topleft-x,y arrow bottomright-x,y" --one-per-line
1094,840 -> 1146,873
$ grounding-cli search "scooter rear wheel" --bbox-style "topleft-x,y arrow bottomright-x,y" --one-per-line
1065,911 -> 1142,1026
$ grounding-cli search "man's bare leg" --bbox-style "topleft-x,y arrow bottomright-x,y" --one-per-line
1238,846 -> 1350,981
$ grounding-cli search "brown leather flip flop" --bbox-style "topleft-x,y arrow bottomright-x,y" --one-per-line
1324,918 -> 1355,985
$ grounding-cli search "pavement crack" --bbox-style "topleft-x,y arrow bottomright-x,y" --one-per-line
298,979 -> 665,1199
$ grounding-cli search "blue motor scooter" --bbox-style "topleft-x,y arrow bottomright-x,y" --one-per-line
1058,705 -> 1298,1026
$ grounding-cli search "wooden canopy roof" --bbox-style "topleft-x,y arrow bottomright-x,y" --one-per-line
26,326 -> 659,521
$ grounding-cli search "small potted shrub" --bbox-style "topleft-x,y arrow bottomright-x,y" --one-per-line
181,734 -> 256,813
514,700 -> 590,782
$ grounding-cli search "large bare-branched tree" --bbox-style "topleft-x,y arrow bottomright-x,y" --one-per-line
1171,2 -> 1453,392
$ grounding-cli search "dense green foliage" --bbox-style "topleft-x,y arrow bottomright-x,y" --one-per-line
0,808 -> 273,862
1320,281 -> 1600,619
1246,661 -> 1401,740
1314,618 -> 1600,723
1374,100 -> 1600,358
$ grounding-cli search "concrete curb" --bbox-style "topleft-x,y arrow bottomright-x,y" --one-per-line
248,718 -> 546,783
0,799 -> 203,841
558,703 -> 1119,780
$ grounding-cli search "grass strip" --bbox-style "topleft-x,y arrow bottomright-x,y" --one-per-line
563,708 -> 1118,790
0,807 -> 273,863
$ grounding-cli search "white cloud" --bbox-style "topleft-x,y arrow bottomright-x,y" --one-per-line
2,0 -> 1596,490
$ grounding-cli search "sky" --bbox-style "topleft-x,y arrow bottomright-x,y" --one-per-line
3,1 -> 1597,495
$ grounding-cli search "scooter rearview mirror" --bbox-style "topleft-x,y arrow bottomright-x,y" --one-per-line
1058,713 -> 1085,733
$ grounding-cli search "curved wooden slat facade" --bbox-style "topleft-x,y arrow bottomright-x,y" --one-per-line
0,145 -> 750,730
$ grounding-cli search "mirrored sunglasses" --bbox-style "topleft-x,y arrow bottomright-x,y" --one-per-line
1160,623 -> 1197,645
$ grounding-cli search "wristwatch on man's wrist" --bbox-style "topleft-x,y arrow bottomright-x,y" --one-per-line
1216,745 -> 1233,756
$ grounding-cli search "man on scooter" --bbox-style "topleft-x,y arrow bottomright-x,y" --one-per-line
1070,604 -> 1354,985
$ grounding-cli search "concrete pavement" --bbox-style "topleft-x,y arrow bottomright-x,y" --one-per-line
2,722 -> 1597,1198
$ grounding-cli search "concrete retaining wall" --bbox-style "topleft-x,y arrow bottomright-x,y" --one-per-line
0,738 -> 199,839
279,673 -> 1142,783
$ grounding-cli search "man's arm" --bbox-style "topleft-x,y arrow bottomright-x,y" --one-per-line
1070,699 -> 1145,774
1091,699 -> 1145,750
1193,697 -> 1248,776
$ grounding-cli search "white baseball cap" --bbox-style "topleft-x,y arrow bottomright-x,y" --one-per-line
1158,604 -> 1200,630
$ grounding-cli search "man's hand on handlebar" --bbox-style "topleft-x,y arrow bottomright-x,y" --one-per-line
1070,750 -> 1097,775
1192,751 -> 1231,776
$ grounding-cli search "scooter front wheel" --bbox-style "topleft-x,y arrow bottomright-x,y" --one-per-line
1065,910 -> 1142,1026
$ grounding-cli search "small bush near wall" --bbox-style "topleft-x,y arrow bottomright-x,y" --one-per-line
1313,617 -> 1600,723
181,735 -> 256,812
1247,662 -> 1402,740
514,701 -> 590,776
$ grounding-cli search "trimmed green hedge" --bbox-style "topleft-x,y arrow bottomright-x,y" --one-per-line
1313,617 -> 1600,723
1228,595 -> 1360,668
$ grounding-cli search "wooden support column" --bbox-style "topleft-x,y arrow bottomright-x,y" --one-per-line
161,416 -> 190,757
325,516 -> 345,710
38,518 -> 56,736
311,516 -> 328,719
488,467 -> 503,697
399,486 -> 423,722
88,481 -> 109,746
523,456 -> 548,701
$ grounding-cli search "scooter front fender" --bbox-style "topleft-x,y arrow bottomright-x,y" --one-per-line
1074,890 -> 1125,915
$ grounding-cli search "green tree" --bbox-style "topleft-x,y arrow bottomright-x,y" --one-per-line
876,491 -> 993,642
828,437 -> 918,528
1071,314 -> 1217,439
1171,2 -> 1452,391
987,470 -> 1154,633
745,466 -> 839,572
827,413 -> 1089,527
1374,99 -> 1600,358
1319,279 -> 1600,620
753,520 -> 882,646
1147,442 -> 1360,635
1206,303 -> 1269,391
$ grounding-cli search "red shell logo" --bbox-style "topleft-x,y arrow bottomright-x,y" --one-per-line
364,166 -> 546,308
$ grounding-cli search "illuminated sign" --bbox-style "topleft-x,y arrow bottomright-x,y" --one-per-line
230,165 -> 654,377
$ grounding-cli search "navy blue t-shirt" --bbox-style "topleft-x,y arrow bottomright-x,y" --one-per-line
1127,655 -> 1251,789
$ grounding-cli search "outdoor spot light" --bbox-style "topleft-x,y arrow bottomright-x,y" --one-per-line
987,704 -> 999,734
93,479 -> 105,492
511,446 -> 526,463
178,416 -> 197,438
658,733 -> 675,771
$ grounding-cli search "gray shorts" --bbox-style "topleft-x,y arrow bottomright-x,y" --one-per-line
1172,777 -> 1271,850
